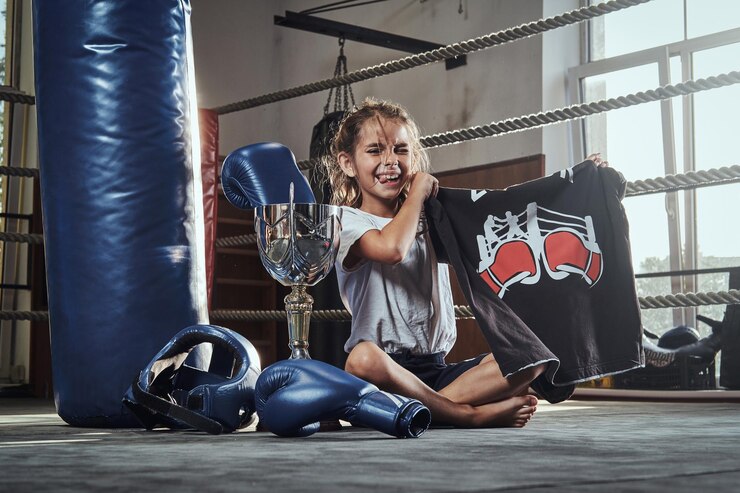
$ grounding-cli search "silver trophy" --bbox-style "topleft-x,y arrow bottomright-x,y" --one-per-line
255,184 -> 343,359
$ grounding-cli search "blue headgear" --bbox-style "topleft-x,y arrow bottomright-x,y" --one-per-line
658,325 -> 701,350
123,325 -> 261,434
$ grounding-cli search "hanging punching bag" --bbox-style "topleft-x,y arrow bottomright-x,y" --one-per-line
32,0 -> 209,426
308,110 -> 351,368
306,44 -> 356,366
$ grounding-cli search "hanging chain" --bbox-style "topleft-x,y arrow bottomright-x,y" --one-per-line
340,39 -> 356,111
323,36 -> 356,115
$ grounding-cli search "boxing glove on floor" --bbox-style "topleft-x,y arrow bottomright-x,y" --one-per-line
221,142 -> 315,209
255,359 -> 431,438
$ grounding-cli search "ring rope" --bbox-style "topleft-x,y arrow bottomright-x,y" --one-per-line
4,161 -> 737,248
3,158 -> 736,197
0,87 -> 36,105
0,166 -> 39,178
635,266 -> 740,279
207,289 -> 740,322
212,163 -> 740,249
0,310 -> 48,321
211,0 -> 652,115
215,233 -> 258,248
639,289 -> 740,309
6,289 -> 739,323
295,71 -> 740,171
625,165 -> 740,196
418,71 -> 740,148
0,232 -> 44,244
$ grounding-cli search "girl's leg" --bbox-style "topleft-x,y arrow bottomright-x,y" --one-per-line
345,342 -> 536,428
438,354 -> 546,406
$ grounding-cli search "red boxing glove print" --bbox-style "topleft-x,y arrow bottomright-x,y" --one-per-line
477,202 -> 603,299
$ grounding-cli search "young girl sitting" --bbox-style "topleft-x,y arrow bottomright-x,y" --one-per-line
324,98 -> 544,428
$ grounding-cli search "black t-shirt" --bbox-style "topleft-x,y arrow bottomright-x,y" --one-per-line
427,161 -> 644,403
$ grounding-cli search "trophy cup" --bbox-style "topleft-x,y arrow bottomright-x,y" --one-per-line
255,184 -> 343,359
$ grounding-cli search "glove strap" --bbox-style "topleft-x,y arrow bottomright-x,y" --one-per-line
128,379 -> 224,435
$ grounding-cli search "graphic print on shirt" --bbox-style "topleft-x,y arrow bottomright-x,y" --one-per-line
476,201 -> 603,298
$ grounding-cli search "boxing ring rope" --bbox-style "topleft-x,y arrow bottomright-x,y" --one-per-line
6,162 -> 738,249
215,233 -> 258,248
639,290 -> 740,310
0,165 -> 39,178
625,165 -> 740,196
0,311 -> 49,322
211,0 -> 652,115
0,232 -> 44,244
4,163 -> 737,197
418,72 -> 740,147
209,290 -> 740,322
1,288 -> 738,323
295,72 -> 740,169
210,162 -> 740,249
208,290 -> 740,322
0,86 -> 35,105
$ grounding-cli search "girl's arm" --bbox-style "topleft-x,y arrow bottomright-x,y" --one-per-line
349,173 -> 438,265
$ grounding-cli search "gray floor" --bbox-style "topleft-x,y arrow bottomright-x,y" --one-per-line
1,397 -> 740,492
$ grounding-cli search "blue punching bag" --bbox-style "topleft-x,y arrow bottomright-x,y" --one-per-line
32,1 -> 209,426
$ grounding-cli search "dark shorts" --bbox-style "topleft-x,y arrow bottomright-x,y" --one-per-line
388,350 -> 488,391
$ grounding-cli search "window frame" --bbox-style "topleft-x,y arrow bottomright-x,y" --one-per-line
568,26 -> 740,327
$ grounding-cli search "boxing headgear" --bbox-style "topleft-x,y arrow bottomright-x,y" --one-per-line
658,325 -> 701,350
123,325 -> 261,434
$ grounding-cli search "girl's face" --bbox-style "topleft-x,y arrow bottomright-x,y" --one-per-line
338,116 -> 412,216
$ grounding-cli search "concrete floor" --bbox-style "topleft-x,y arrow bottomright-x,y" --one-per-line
1,396 -> 740,492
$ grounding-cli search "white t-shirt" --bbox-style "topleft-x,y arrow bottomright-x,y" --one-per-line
335,206 -> 457,356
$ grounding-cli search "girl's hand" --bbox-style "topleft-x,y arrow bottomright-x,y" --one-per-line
587,153 -> 609,168
408,172 -> 439,201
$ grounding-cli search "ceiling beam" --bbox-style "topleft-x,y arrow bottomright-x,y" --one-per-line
274,11 -> 466,70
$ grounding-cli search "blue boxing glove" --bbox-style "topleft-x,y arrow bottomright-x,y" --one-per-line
255,359 -> 431,438
221,142 -> 315,209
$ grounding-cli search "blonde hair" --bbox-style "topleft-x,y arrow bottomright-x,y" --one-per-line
323,98 -> 430,207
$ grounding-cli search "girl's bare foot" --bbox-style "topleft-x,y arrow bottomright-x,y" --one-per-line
472,395 -> 538,428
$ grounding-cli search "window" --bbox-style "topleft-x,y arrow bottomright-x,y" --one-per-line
1,0 -> 8,217
570,1 -> 740,338
0,0 -> 21,386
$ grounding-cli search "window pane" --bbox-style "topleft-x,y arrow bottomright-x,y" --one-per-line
687,0 -> 740,38
0,2 -> 5,81
635,265 -> 674,333
0,0 -> 7,379
0,0 -> 5,165
0,1 -> 6,227
583,64 -> 664,181
582,65 -> 668,276
692,43 -> 740,328
583,64 -> 675,333
692,43 -> 740,174
598,0 -> 683,60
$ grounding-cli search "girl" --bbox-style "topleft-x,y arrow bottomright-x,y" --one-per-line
324,98 -> 544,428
